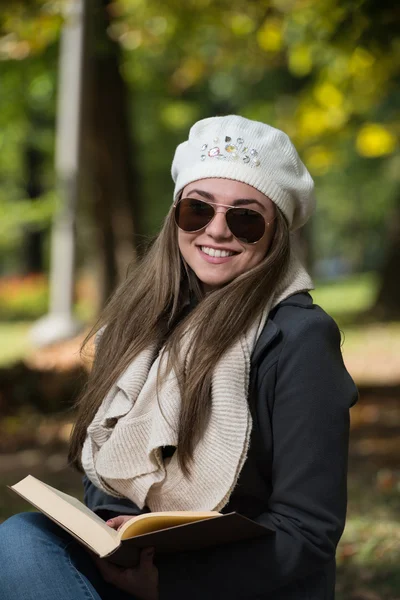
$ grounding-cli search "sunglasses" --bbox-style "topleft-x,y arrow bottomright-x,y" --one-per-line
174,197 -> 272,244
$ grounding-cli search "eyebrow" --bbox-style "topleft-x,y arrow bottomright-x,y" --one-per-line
185,188 -> 266,211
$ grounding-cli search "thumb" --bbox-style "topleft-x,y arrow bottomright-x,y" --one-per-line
106,516 -> 124,530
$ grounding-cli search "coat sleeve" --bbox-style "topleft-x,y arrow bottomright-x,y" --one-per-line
82,475 -> 148,520
157,313 -> 358,599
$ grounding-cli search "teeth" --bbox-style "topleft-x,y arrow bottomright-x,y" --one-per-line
201,246 -> 234,258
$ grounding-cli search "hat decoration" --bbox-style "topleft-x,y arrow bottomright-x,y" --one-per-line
200,136 -> 261,167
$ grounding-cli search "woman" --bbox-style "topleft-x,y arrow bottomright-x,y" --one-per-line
0,115 -> 358,600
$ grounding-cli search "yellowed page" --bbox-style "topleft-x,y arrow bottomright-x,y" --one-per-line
119,510 -> 221,540
11,475 -> 119,557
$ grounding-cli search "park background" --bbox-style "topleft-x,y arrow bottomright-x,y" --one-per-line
0,1 -> 399,598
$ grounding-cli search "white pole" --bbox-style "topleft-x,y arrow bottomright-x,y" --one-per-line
31,0 -> 85,346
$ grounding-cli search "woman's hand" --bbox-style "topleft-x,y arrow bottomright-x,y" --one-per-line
92,514 -> 159,599
94,547 -> 158,600
106,515 -> 135,531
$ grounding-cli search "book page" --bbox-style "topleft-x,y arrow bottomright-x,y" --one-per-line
119,510 -> 220,540
11,475 -> 119,557
41,482 -> 113,529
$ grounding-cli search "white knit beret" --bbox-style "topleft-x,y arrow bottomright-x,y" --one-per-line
171,115 -> 315,231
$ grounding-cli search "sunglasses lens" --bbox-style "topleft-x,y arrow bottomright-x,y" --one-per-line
175,198 -> 266,243
175,198 -> 214,232
226,208 -> 265,243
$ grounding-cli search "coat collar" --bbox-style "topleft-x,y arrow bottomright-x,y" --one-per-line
251,292 -> 313,365
277,291 -> 313,309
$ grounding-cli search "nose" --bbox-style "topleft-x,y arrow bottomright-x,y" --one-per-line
205,208 -> 232,240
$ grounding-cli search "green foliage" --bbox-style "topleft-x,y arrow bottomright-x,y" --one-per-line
0,275 -> 49,320
0,272 -> 96,322
0,1 -> 62,59
114,0 -> 400,267
0,322 -> 32,365
0,0 -> 399,269
312,272 -> 378,321
0,3 -> 58,265
0,191 -> 56,252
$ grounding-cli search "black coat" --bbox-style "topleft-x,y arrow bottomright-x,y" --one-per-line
83,292 -> 358,599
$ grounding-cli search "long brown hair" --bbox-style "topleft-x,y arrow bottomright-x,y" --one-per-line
68,206 -> 290,473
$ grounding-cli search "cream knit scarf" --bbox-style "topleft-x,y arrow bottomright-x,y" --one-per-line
82,250 -> 313,512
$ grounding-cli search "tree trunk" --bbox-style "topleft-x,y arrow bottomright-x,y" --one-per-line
293,221 -> 314,274
374,197 -> 400,319
81,0 -> 144,306
22,116 -> 46,274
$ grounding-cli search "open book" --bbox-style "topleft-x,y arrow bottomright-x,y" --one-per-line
10,475 -> 274,567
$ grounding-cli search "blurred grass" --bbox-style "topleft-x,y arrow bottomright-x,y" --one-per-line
0,271 -> 392,368
312,271 -> 378,324
0,321 -> 32,366
336,474 -> 400,600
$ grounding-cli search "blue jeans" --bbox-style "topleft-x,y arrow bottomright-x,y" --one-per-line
0,512 -> 136,600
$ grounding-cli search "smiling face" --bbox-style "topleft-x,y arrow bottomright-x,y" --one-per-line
177,178 -> 276,292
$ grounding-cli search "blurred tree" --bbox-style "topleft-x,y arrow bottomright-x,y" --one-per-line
0,4 -> 59,273
1,0 -> 399,313
0,0 -> 145,307
81,0 -> 145,304
22,109 -> 48,273
112,0 -> 400,313
374,199 -> 400,318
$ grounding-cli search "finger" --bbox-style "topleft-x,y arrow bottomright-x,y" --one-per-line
106,516 -> 124,530
106,518 -> 117,529
95,559 -> 124,584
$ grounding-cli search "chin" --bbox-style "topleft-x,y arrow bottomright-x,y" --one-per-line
196,273 -> 234,291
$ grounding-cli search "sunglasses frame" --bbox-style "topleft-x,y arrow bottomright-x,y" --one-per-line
173,197 -> 275,245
